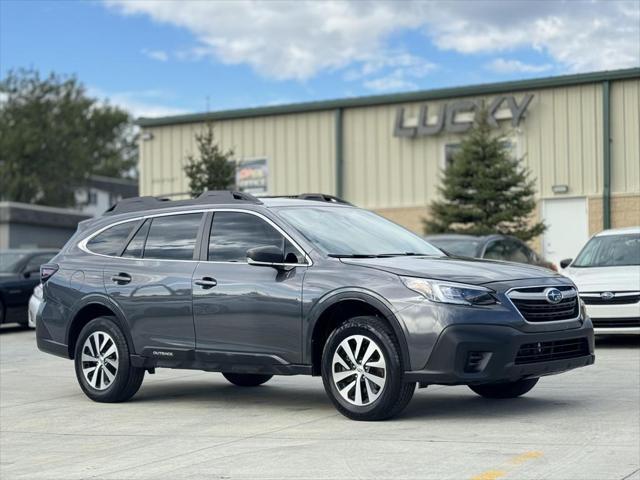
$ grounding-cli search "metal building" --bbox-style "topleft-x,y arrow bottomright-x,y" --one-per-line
137,68 -> 640,264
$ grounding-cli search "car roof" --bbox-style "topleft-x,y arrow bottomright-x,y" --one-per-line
0,249 -> 58,254
595,226 -> 640,236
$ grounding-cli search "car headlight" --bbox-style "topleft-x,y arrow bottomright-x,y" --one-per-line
400,277 -> 497,306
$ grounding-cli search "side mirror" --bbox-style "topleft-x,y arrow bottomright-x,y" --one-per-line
559,258 -> 573,269
23,269 -> 39,279
247,246 -> 285,267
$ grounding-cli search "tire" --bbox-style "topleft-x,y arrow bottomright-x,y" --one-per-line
321,316 -> 415,421
222,373 -> 273,387
469,378 -> 539,399
74,316 -> 145,403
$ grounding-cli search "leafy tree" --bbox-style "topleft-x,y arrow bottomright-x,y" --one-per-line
0,69 -> 137,207
424,111 -> 545,242
184,123 -> 236,196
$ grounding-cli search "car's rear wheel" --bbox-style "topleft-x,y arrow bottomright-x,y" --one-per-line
74,316 -> 144,402
321,316 -> 415,421
469,378 -> 539,399
222,373 -> 273,387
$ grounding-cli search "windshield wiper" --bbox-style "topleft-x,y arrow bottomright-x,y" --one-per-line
328,254 -> 380,258
375,252 -> 432,257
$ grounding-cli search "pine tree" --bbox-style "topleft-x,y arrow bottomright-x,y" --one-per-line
424,111 -> 545,242
184,123 -> 236,196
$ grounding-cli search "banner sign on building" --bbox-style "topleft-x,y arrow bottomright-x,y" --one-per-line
394,94 -> 534,138
236,158 -> 268,194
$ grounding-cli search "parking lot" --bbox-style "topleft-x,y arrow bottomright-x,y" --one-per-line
1,326 -> 638,480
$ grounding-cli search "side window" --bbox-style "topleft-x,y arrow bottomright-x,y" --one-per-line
122,219 -> 151,259
506,240 -> 531,264
144,214 -> 203,260
483,241 -> 507,261
209,212 -> 303,263
86,222 -> 137,256
24,254 -> 54,273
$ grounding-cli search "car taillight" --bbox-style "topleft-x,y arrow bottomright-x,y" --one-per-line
40,264 -> 59,283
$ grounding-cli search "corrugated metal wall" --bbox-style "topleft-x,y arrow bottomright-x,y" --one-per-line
139,78 -> 639,207
139,111 -> 336,198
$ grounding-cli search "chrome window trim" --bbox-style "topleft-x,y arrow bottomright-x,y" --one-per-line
77,208 -> 313,266
505,285 -> 581,323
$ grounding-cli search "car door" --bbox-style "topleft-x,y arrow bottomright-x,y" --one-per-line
103,213 -> 205,357
192,210 -> 307,365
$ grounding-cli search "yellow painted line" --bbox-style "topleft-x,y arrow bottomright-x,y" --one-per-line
471,470 -> 507,480
470,451 -> 543,480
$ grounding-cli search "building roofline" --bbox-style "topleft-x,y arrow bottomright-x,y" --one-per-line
137,67 -> 640,128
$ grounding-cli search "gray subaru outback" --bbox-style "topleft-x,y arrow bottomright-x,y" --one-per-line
36,191 -> 594,421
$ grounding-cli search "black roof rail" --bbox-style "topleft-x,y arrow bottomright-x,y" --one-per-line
260,193 -> 354,206
103,190 -> 262,216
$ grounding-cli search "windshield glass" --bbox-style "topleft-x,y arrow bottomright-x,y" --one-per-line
0,252 -> 27,273
427,239 -> 480,257
277,207 -> 442,257
573,233 -> 640,267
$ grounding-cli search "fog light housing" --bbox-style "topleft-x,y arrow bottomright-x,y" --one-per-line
464,351 -> 492,373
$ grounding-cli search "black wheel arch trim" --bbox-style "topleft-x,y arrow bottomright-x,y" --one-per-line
65,294 -> 136,358
304,288 -> 411,369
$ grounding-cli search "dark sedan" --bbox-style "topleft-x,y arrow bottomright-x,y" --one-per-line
424,234 -> 556,270
0,249 -> 57,326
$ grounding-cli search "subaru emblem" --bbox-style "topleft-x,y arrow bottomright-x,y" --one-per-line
600,291 -> 615,301
544,288 -> 563,304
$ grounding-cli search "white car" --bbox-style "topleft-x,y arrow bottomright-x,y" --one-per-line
561,227 -> 640,335
27,283 -> 43,329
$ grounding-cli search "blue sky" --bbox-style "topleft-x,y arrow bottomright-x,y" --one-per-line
1,0 -> 638,119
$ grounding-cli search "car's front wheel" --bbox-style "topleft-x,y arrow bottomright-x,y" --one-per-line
322,316 -> 415,421
74,316 -> 145,403
469,378 -> 539,399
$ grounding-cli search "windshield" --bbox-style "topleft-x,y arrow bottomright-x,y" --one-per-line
277,207 -> 442,257
573,233 -> 640,267
427,239 -> 481,257
0,252 -> 27,273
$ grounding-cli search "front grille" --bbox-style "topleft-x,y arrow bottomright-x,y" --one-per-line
591,317 -> 640,329
581,293 -> 640,305
509,286 -> 579,322
515,338 -> 589,365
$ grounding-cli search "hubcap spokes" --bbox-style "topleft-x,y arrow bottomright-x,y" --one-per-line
332,334 -> 386,406
81,331 -> 119,391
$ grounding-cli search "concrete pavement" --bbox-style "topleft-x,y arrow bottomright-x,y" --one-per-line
1,326 -> 638,480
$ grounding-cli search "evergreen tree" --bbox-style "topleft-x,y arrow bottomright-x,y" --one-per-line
424,111 -> 545,242
183,123 -> 236,196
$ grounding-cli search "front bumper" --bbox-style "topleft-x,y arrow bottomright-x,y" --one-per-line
404,320 -> 594,385
585,303 -> 640,334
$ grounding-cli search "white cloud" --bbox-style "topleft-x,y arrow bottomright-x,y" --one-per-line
424,1 -> 639,73
89,87 -> 187,118
488,58 -> 553,74
141,48 -> 169,62
105,0 -> 639,82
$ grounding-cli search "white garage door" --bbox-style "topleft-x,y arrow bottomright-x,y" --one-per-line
542,197 -> 589,267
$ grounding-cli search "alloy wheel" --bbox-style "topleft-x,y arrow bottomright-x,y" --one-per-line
81,331 -> 119,390
331,334 -> 387,406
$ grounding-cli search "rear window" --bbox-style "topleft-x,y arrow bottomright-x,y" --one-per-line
86,222 -> 137,256
143,214 -> 203,260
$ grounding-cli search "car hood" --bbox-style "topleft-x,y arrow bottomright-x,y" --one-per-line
340,255 -> 559,285
562,266 -> 640,291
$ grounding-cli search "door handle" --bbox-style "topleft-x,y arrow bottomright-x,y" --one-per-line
194,277 -> 217,289
111,273 -> 132,285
